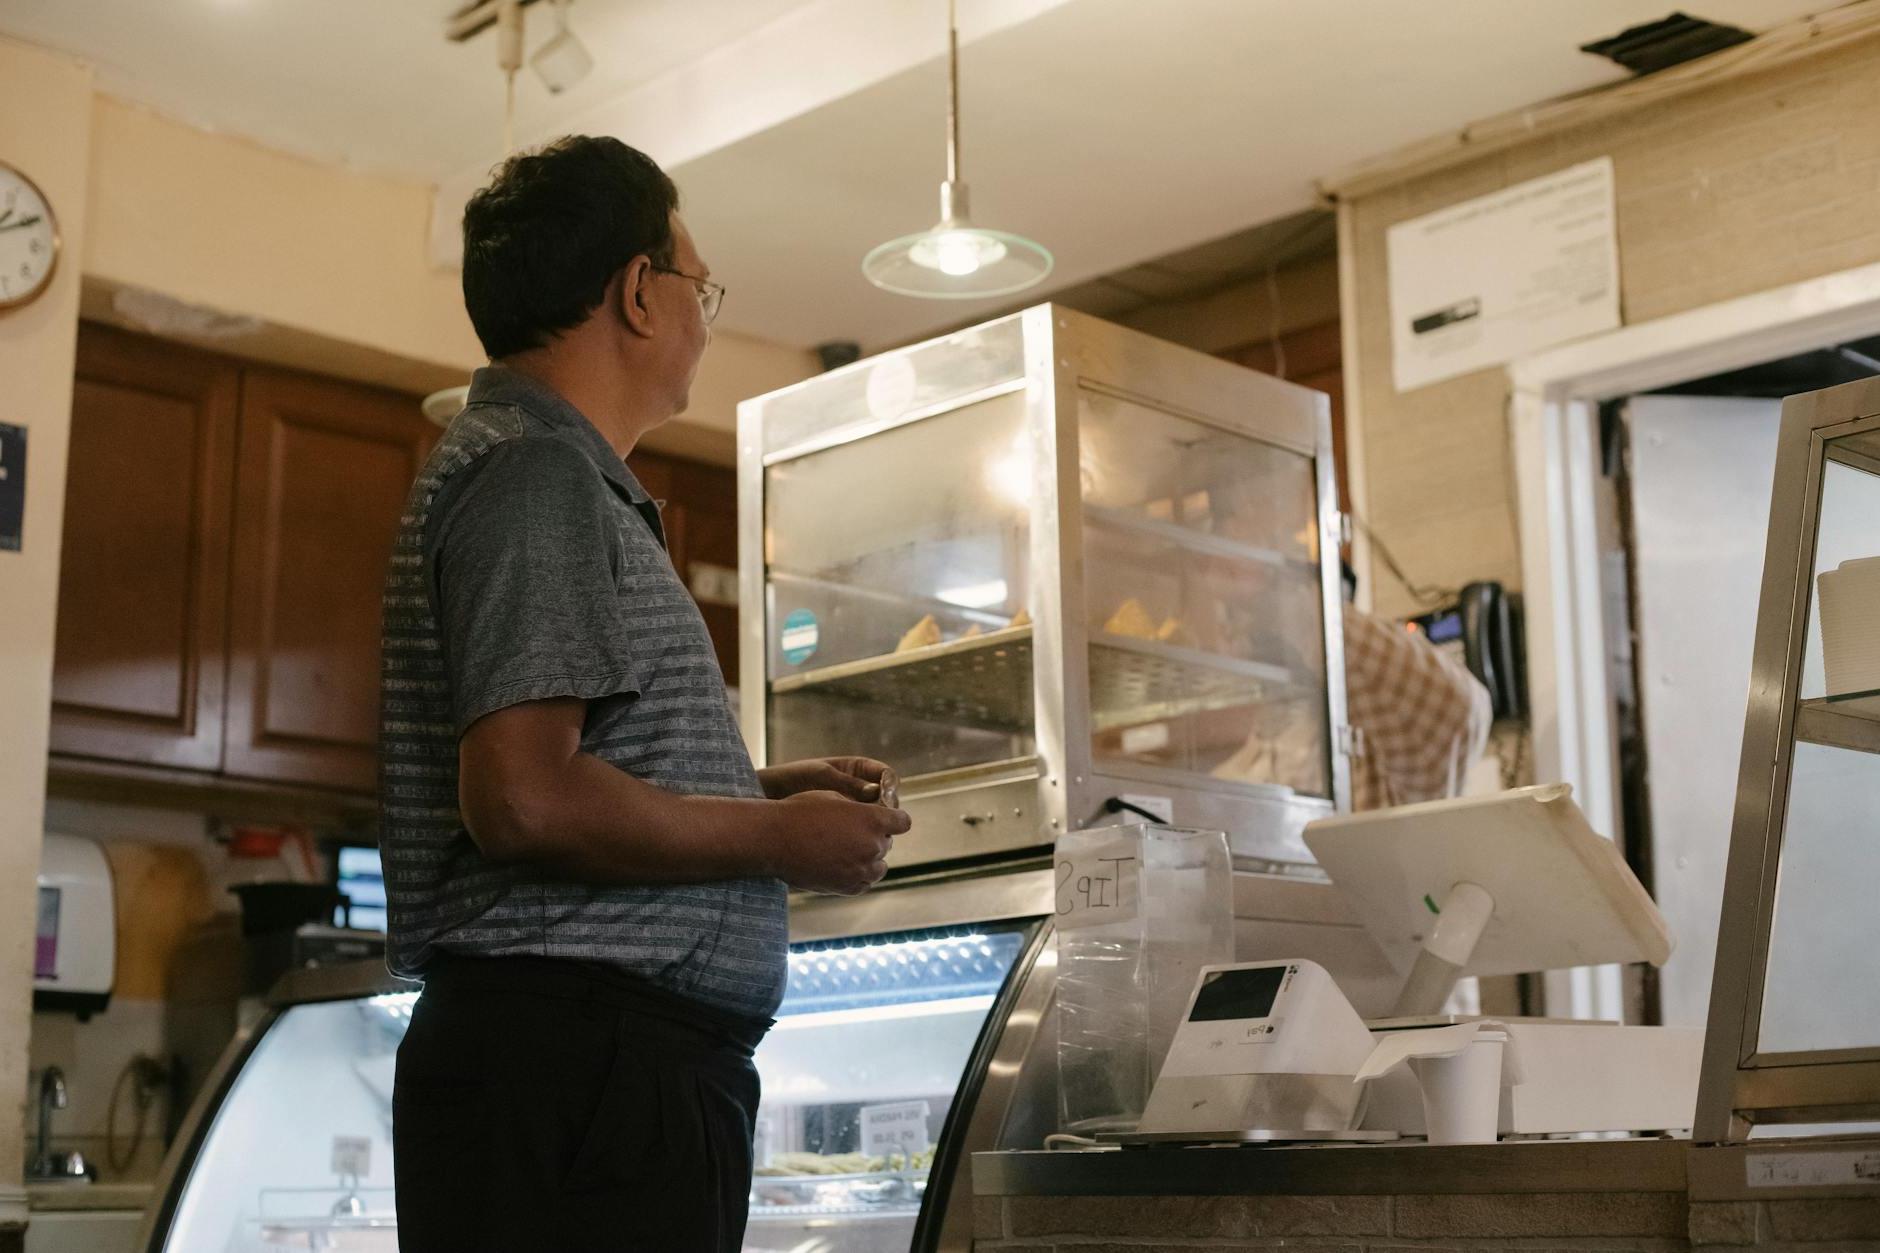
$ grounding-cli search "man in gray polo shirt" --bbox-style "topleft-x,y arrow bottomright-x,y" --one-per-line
380,136 -> 909,1252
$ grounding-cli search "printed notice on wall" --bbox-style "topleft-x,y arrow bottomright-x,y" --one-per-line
0,422 -> 25,552
1054,834 -> 1140,931
1388,157 -> 1619,392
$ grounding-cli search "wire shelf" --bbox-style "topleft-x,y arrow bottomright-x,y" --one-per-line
769,626 -> 1297,734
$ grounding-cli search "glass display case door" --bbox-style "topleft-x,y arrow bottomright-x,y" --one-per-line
746,923 -> 1038,1253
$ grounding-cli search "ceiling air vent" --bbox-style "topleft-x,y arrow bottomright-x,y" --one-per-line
1580,12 -> 1754,76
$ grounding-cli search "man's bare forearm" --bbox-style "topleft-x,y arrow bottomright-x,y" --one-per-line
457,697 -> 903,896
466,750 -> 784,884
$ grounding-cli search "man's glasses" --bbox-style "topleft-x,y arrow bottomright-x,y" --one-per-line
651,265 -> 725,325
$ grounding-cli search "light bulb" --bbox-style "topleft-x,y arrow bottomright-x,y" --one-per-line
909,229 -> 1007,277
935,235 -> 982,276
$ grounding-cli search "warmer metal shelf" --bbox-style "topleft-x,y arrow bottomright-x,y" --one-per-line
769,625 -> 1298,736
1083,503 -> 1312,571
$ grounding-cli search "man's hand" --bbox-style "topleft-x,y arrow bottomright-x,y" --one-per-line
759,756 -> 894,803
769,790 -> 911,896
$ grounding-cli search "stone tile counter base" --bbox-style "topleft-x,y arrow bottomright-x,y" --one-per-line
971,1144 -> 1880,1252
977,1193 -> 1880,1251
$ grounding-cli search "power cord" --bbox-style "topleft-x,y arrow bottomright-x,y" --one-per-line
106,1055 -> 169,1175
1098,797 -> 1167,825
1348,508 -> 1457,608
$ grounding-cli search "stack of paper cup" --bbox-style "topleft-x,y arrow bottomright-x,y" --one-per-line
1408,1030 -> 1507,1145
1819,557 -> 1880,698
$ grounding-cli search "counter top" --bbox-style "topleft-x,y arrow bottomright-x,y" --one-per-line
973,1138 -> 1690,1197
27,1181 -> 155,1212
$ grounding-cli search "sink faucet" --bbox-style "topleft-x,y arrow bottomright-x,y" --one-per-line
29,1067 -> 91,1182
33,1067 -> 66,1176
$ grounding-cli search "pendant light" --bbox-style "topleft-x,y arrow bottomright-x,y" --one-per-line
862,0 -> 1052,299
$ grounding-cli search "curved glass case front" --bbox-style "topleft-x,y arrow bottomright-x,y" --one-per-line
747,925 -> 1033,1253
150,922 -> 1038,1253
159,992 -> 409,1252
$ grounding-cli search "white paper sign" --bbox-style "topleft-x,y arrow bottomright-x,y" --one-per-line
1053,836 -> 1140,930
861,1099 -> 931,1162
331,1135 -> 372,1177
1388,157 -> 1619,392
1746,1148 -> 1880,1189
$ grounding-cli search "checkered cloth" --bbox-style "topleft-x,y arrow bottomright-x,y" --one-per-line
1343,602 -> 1493,810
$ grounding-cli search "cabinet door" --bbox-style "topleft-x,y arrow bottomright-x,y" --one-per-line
625,451 -> 741,686
224,369 -> 431,792
667,459 -> 741,688
51,325 -> 240,770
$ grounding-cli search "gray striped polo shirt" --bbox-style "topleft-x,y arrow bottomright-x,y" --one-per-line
378,365 -> 787,1019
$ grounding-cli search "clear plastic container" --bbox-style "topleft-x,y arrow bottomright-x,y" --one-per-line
1054,823 -> 1234,1134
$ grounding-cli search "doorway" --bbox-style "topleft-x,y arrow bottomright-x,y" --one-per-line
1612,335 -> 1880,1028
1507,261 -> 1880,1023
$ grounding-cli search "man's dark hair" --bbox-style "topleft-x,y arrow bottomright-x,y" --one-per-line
461,136 -> 679,359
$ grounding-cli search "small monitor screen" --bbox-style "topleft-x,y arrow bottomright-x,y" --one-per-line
335,846 -> 387,933
1188,965 -> 1287,1022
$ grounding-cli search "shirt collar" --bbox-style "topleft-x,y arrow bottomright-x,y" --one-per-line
465,365 -> 653,505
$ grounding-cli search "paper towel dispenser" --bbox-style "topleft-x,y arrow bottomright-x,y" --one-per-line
34,833 -> 116,1019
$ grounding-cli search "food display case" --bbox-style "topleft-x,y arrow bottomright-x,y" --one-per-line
138,872 -> 1062,1253
739,305 -> 1350,869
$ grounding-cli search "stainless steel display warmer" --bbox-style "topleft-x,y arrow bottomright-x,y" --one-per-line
739,304 -> 1351,869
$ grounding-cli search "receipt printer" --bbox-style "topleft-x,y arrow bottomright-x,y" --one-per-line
1136,959 -> 1378,1137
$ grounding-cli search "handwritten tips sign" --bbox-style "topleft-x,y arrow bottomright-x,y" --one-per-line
1054,836 -> 1140,930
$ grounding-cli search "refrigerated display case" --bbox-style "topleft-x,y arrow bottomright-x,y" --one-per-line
138,871 -> 1061,1253
739,305 -> 1350,870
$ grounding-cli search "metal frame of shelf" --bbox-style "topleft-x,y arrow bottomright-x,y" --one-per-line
738,305 -> 1351,871
1698,376 -> 1880,1142
770,625 -> 1303,738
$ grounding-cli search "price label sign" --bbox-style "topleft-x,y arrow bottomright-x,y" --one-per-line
331,1135 -> 372,1178
1053,836 -> 1139,931
860,1099 -> 931,1163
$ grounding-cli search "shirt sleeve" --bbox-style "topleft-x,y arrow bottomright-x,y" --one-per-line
430,437 -> 643,736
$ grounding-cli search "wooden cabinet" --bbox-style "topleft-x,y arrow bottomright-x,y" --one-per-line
52,325 -> 430,795
628,453 -> 742,687
51,326 -> 240,771
223,370 -> 433,792
52,325 -> 743,797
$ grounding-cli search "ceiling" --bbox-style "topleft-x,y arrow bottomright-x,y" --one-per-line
0,0 -> 1843,352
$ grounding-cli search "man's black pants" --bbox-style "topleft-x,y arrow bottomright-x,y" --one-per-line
393,955 -> 769,1253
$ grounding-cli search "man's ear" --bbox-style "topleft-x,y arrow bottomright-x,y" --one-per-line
617,257 -> 655,338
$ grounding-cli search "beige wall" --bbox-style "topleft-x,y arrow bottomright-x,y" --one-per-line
1117,255 -> 1341,356
84,94 -> 481,381
77,92 -> 813,458
1340,31 -> 1880,619
0,37 -> 92,1221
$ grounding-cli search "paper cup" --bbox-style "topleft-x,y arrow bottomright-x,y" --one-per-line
1409,1034 -> 1504,1145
